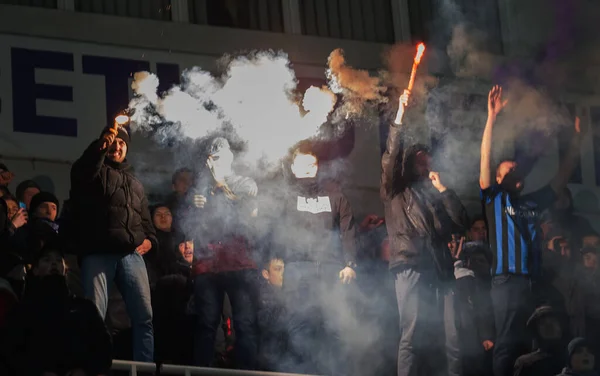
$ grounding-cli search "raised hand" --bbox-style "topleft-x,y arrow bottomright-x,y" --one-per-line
488,85 -> 507,118
394,89 -> 411,125
429,171 -> 447,193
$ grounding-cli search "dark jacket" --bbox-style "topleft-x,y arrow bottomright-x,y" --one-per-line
381,123 -> 469,278
556,368 -> 599,376
257,281 -> 288,371
0,275 -> 112,376
189,172 -> 258,274
10,218 -> 59,263
274,178 -> 356,265
70,140 -> 157,255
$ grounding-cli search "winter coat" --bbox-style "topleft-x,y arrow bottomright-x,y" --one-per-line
10,218 -> 59,263
257,281 -> 288,371
381,123 -> 469,278
70,139 -> 157,255
188,173 -> 258,274
273,178 -> 356,265
0,275 -> 112,376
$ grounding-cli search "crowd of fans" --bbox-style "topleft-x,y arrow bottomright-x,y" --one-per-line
0,85 -> 598,376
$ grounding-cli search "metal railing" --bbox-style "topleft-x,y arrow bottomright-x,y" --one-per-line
111,360 -> 320,376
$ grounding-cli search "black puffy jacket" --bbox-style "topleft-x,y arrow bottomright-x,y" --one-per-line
70,139 -> 157,256
381,122 -> 468,279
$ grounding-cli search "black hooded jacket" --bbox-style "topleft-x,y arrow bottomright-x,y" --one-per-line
70,139 -> 157,255
274,178 -> 356,265
381,123 -> 469,278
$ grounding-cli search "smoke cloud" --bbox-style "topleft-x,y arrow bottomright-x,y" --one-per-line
129,51 -> 339,173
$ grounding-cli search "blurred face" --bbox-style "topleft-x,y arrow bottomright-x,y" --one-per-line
496,161 -> 524,193
537,316 -> 562,340
572,346 -> 595,372
22,187 -> 40,209
4,198 -> 18,219
262,259 -> 284,288
153,206 -> 172,232
583,252 -> 598,271
209,148 -> 234,176
582,235 -> 600,249
33,251 -> 66,277
35,201 -> 57,221
469,220 -> 487,242
107,138 -> 128,163
291,153 -> 318,179
413,151 -> 431,178
178,241 -> 194,264
469,253 -> 490,277
173,171 -> 192,196
558,239 -> 571,258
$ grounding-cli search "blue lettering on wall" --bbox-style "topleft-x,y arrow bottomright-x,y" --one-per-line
82,55 -> 150,128
11,48 -> 77,137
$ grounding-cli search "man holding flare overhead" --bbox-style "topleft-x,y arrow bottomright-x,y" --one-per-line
478,85 -> 583,376
381,43 -> 468,376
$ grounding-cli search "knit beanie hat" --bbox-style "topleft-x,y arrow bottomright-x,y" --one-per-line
101,125 -> 130,147
29,191 -> 59,216
568,337 -> 590,366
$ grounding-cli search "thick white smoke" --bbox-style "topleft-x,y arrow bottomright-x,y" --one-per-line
128,51 -> 337,169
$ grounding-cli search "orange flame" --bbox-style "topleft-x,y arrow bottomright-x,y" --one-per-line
115,114 -> 130,125
415,43 -> 426,64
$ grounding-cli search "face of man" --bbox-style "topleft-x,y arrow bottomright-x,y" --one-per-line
583,252 -> 598,271
178,241 -> 194,264
173,171 -> 193,196
537,316 -> 562,340
582,235 -> 600,249
571,346 -> 595,372
291,153 -> 318,179
22,187 -> 40,209
413,151 -> 431,178
262,259 -> 284,288
107,138 -> 128,163
496,161 -> 524,193
33,251 -> 66,277
469,220 -> 488,242
35,201 -> 58,222
153,206 -> 173,232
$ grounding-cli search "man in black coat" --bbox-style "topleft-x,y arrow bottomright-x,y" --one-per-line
70,123 -> 157,362
381,90 -> 469,376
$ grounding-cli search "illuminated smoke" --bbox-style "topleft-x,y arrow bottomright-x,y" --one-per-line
128,51 -> 337,170
327,48 -> 387,114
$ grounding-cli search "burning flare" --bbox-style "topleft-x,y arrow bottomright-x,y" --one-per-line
407,43 -> 426,92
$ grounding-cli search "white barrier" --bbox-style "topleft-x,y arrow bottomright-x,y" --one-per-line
111,360 -> 321,376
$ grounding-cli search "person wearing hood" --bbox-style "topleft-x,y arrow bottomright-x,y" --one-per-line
14,179 -> 40,211
556,338 -> 598,376
69,122 -> 157,362
513,306 -> 568,376
10,191 -> 60,263
189,136 -> 259,369
381,90 -> 468,376
479,86 -> 583,376
272,142 -> 357,375
0,245 -> 112,376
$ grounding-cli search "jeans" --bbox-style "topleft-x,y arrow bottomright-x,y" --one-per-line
81,252 -> 154,362
490,275 -> 533,376
283,261 -> 355,376
395,266 -> 461,376
193,270 -> 258,369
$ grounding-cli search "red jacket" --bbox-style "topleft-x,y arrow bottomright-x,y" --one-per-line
193,236 -> 256,275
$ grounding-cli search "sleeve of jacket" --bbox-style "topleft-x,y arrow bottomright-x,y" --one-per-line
141,194 -> 158,251
71,140 -> 107,188
339,193 -> 357,265
439,189 -> 469,233
381,123 -> 405,200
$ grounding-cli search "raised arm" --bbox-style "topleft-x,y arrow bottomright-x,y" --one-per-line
550,116 -> 582,194
71,128 -> 117,187
480,86 -> 507,190
381,90 -> 410,199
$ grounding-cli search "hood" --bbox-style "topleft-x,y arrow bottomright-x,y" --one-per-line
400,143 -> 430,185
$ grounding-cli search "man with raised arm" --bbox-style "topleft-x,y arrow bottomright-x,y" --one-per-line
479,85 -> 582,376
381,90 -> 469,376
